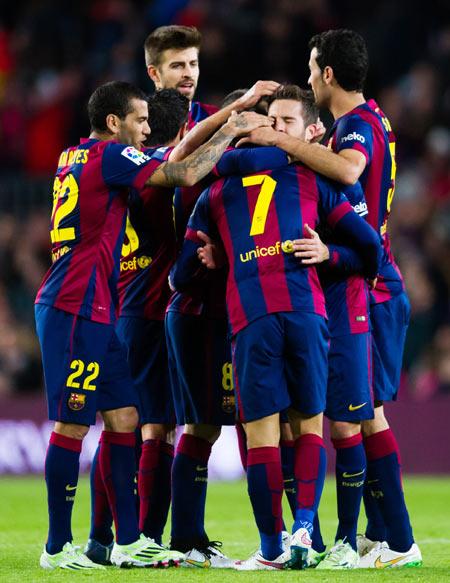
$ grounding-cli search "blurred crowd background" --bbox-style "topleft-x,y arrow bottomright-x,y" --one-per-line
0,0 -> 448,399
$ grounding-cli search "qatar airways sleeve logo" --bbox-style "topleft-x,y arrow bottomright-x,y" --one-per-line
341,131 -> 366,144
121,146 -> 151,165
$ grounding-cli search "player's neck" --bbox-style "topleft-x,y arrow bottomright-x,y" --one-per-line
330,90 -> 366,120
89,130 -> 116,142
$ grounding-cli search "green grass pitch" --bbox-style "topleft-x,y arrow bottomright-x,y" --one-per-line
1,475 -> 450,582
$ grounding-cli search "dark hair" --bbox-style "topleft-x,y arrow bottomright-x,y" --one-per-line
144,25 -> 202,67
309,29 -> 368,92
147,89 -> 189,146
221,89 -> 268,115
267,85 -> 318,126
88,81 -> 148,133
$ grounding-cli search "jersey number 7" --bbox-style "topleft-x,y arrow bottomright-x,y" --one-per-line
242,175 -> 277,236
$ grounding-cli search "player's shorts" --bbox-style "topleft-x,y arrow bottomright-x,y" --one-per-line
371,292 -> 410,402
116,317 -> 174,425
232,311 -> 328,423
165,312 -> 235,426
325,332 -> 374,422
35,304 -> 138,426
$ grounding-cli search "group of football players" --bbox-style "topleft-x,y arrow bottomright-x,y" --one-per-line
35,24 -> 422,571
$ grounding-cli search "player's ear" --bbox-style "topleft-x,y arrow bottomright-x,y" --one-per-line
323,65 -> 334,86
105,113 -> 121,136
304,124 -> 316,143
147,65 -> 161,87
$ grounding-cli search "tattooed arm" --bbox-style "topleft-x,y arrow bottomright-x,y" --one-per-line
146,111 -> 271,187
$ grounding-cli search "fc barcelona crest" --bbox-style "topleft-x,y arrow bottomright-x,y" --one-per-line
222,395 -> 235,414
68,393 -> 86,411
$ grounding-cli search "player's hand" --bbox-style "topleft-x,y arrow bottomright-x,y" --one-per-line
235,126 -> 280,148
309,118 -> 326,143
235,80 -> 281,110
196,231 -> 226,269
224,111 -> 272,137
367,277 -> 378,290
292,223 -> 330,264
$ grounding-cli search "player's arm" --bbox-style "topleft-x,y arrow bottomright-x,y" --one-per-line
147,111 -> 271,188
170,190 -> 213,291
318,179 -> 381,278
168,80 -> 280,162
237,116 -> 372,185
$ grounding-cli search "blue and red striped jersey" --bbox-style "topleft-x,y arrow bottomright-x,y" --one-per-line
328,99 -> 404,304
172,164 -> 381,335
167,146 -> 290,318
35,138 -> 166,324
319,183 -> 373,336
187,101 -> 219,130
117,147 -> 176,320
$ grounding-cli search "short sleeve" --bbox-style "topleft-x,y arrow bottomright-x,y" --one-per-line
335,115 -> 373,164
316,175 -> 353,226
185,189 -> 212,244
102,143 -> 167,190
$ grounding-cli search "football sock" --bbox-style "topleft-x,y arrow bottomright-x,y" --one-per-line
333,433 -> 366,550
280,439 -> 296,517
45,432 -> 82,554
363,479 -> 386,542
99,431 -> 139,545
364,429 -> 414,552
293,434 -> 327,538
235,422 -> 248,470
138,439 -> 173,544
247,446 -> 283,561
88,444 -> 113,546
170,434 -> 211,550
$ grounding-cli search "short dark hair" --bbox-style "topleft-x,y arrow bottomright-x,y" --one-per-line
147,89 -> 189,146
267,85 -> 318,126
88,81 -> 148,133
144,25 -> 202,67
309,29 -> 368,92
221,89 -> 268,115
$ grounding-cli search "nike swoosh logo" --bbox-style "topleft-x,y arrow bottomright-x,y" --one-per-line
185,558 -> 211,568
284,478 -> 294,483
374,555 -> 404,568
342,470 -> 365,478
196,466 -> 208,472
65,484 -> 77,491
368,479 -> 379,484
348,402 -> 367,411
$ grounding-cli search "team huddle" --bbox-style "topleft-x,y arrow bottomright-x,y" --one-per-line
35,25 -> 423,571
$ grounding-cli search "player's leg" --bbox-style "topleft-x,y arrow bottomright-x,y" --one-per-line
233,314 -> 291,570
97,329 -> 184,568
114,316 -> 176,545
360,293 -> 420,567
317,332 -> 373,569
35,305 -> 106,570
167,312 -> 236,566
284,311 -> 328,569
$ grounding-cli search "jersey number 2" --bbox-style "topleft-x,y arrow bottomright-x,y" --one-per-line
242,175 -> 277,236
50,174 -> 79,243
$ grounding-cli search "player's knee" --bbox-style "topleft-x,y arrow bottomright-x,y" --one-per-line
102,406 -> 139,432
141,423 -> 176,443
54,421 -> 89,441
361,406 -> 389,437
329,420 -> 361,440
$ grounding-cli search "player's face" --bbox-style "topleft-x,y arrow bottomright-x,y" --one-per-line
149,47 -> 199,101
308,47 -> 329,108
268,100 -> 307,140
117,98 -> 151,150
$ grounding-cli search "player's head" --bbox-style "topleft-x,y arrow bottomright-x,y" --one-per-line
146,89 -> 189,147
308,29 -> 368,107
144,25 -> 201,101
267,85 -> 318,141
88,81 -> 150,149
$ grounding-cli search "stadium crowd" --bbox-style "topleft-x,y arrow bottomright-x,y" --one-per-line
0,0 -> 448,400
